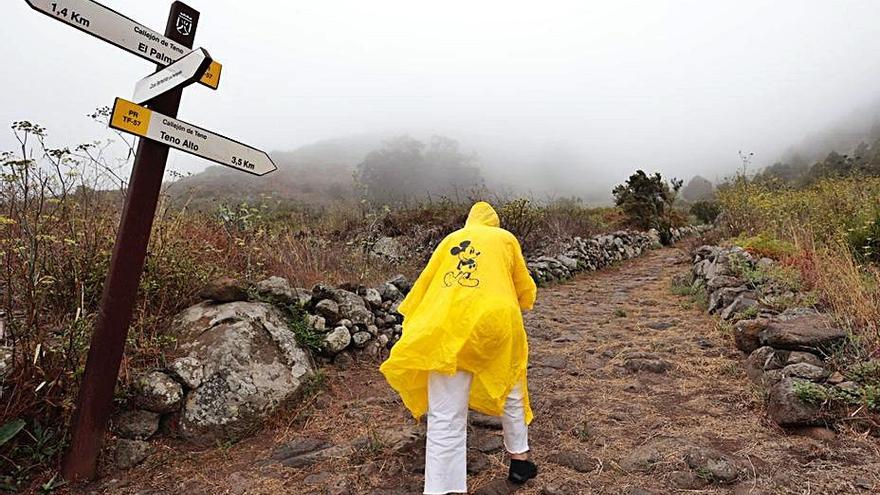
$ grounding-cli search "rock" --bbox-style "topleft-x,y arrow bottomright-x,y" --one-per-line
306,314 -> 326,332
115,439 -> 152,469
255,276 -> 310,307
684,446 -> 740,483
379,282 -> 404,302
720,294 -> 759,320
759,315 -> 847,352
708,286 -> 749,313
707,275 -> 743,292
168,301 -> 314,446
624,488 -> 655,495
342,304 -> 374,326
646,321 -> 675,330
619,440 -> 664,472
780,363 -> 830,382
535,355 -> 568,369
785,351 -> 824,368
362,288 -> 383,308
371,236 -> 404,260
387,274 -> 411,294
557,255 -> 579,271
113,409 -> 160,440
326,289 -> 374,326
169,356 -> 204,390
767,378 -> 822,426
271,437 -> 331,464
199,277 -> 248,303
744,346 -> 786,383
133,371 -> 183,414
734,319 -> 769,353
470,412 -> 503,430
777,307 -> 819,321
351,331 -> 372,348
826,371 -> 846,385
670,470 -> 706,489
315,299 -> 340,323
547,450 -> 598,473
324,327 -> 352,354
624,358 -> 672,374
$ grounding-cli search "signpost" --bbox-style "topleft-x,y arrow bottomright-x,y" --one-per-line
110,98 -> 277,175
21,0 -> 277,482
133,48 -> 212,104
24,0 -> 222,88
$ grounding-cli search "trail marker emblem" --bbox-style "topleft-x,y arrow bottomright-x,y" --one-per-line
176,12 -> 192,35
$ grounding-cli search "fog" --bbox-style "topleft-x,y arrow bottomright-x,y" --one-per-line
3,0 -> 880,195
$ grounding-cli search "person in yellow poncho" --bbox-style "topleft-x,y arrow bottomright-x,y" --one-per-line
380,201 -> 538,494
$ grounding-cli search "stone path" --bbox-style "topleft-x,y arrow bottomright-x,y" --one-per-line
84,247 -> 880,495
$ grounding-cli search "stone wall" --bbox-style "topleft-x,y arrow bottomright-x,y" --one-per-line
686,245 -> 859,427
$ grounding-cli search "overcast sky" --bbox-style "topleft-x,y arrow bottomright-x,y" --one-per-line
3,0 -> 880,185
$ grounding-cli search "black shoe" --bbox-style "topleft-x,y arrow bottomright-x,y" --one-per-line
508,459 -> 538,484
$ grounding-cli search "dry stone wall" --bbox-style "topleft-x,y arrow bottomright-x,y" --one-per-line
686,245 -> 857,427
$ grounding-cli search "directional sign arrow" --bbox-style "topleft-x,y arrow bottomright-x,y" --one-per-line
134,48 -> 212,105
24,0 -> 222,89
109,98 -> 277,176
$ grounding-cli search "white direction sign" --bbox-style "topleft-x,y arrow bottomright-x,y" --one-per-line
24,0 -> 221,89
110,98 -> 277,176
134,48 -> 212,104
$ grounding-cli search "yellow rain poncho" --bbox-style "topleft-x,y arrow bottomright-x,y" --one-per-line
380,202 -> 537,423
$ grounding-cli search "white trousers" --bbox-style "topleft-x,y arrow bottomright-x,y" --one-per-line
424,371 -> 529,495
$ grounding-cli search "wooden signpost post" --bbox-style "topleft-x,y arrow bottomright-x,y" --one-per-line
23,0 -> 276,481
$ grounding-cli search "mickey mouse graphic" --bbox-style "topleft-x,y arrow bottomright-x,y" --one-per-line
444,240 -> 481,288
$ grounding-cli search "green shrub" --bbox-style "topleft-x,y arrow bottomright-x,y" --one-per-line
792,380 -> 829,405
612,170 -> 683,240
734,233 -> 797,260
690,200 -> 721,224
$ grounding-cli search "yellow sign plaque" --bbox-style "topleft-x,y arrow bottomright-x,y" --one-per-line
110,98 -> 151,136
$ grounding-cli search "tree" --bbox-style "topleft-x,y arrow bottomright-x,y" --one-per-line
612,170 -> 683,241
355,135 -> 483,206
681,175 -> 715,201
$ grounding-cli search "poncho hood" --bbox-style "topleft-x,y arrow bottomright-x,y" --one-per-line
465,201 -> 500,228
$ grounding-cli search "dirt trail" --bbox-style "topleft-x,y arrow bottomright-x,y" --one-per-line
85,247 -> 880,495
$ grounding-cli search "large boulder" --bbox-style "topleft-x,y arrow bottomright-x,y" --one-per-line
168,301 -> 314,446
766,378 -> 822,426
759,315 -> 847,352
